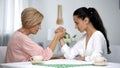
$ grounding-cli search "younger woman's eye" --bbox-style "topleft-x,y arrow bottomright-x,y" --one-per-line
75,22 -> 78,25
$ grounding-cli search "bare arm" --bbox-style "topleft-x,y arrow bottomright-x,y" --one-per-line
49,27 -> 66,52
48,34 -> 60,52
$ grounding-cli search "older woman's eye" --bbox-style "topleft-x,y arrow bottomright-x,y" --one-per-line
37,22 -> 41,25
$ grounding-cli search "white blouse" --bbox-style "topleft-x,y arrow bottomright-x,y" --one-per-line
61,31 -> 107,61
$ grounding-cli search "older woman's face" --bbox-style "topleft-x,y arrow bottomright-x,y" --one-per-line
29,23 -> 41,34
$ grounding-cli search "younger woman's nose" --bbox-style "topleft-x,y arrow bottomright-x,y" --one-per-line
75,25 -> 77,29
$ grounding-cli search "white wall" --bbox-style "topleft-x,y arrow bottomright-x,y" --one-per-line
106,45 -> 120,63
22,0 -> 120,46
1,0 -> 119,46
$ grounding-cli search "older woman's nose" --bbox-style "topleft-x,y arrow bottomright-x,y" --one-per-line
38,24 -> 41,29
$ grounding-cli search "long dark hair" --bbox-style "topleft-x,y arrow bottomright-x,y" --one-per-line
73,7 -> 111,54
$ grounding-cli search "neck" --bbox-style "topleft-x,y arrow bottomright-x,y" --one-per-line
86,23 -> 96,37
18,28 -> 30,35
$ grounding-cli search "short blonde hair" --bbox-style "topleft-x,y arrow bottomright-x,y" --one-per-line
21,7 -> 44,28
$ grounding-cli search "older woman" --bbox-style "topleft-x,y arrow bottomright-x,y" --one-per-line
6,7 -> 66,63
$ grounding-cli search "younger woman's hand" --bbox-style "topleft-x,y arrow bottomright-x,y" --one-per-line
75,56 -> 85,61
55,26 -> 66,33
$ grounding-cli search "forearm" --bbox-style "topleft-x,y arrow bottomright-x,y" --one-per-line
49,35 -> 59,52
59,38 -> 65,47
49,26 -> 66,52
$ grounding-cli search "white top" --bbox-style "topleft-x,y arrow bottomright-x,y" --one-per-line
61,31 -> 107,61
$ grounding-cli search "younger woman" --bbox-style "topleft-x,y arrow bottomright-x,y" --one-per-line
59,7 -> 111,61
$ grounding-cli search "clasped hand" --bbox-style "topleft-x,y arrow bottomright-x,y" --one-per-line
55,26 -> 66,39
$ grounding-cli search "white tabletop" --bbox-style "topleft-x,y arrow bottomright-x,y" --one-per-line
0,59 -> 120,68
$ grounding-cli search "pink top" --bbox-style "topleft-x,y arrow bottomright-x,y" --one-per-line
6,31 -> 53,63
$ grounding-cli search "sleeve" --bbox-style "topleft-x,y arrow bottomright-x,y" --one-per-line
61,42 -> 81,59
19,37 -> 53,61
85,32 -> 106,61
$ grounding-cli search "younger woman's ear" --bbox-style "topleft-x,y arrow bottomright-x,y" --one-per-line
84,17 -> 89,24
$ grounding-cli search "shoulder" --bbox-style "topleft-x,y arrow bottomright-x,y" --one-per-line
92,31 -> 106,44
93,31 -> 105,39
12,31 -> 24,38
94,31 -> 103,35
10,31 -> 32,43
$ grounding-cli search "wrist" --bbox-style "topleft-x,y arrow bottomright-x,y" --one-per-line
54,34 -> 60,41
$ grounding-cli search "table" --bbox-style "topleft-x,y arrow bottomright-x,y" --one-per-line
0,59 -> 120,68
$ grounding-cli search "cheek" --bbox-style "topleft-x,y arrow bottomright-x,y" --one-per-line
78,23 -> 82,29
35,25 -> 40,30
31,27 -> 38,32
78,23 -> 85,32
82,22 -> 87,30
31,29 -> 38,34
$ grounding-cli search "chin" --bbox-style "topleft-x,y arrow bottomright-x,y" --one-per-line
34,30 -> 39,34
32,32 -> 37,34
79,30 -> 85,33
79,30 -> 83,32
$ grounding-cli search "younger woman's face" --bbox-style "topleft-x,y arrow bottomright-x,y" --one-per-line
73,16 -> 87,32
29,22 -> 41,34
